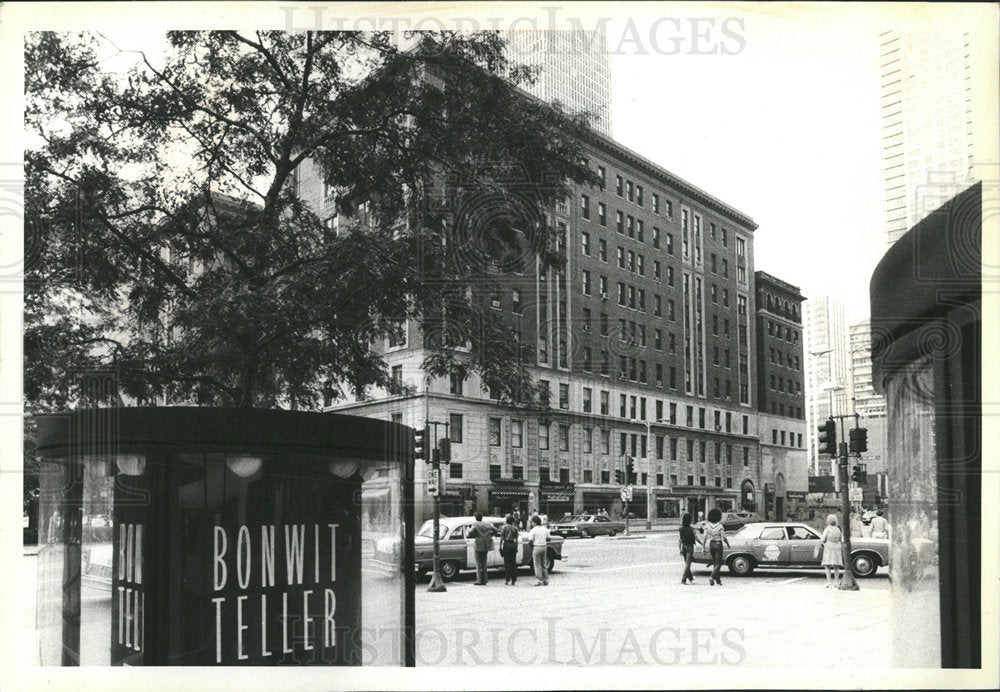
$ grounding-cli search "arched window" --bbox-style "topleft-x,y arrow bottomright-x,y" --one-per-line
766,295 -> 773,311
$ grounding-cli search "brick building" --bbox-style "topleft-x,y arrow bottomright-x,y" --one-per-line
753,271 -> 808,520
299,128 -> 765,525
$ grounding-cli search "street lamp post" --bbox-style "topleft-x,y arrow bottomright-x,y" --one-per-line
644,417 -> 668,530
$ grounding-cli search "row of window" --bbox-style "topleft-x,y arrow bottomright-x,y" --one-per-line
484,464 -> 738,490
488,416 -> 753,465
761,293 -> 800,322
768,402 -> 805,419
770,429 -> 804,448
767,320 -> 801,344
579,200 -> 677,253
768,348 -> 801,371
768,373 -> 803,395
529,388 -> 752,435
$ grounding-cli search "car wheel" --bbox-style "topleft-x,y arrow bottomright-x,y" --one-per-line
580,529 -> 591,538
727,555 -> 755,576
439,560 -> 460,581
851,552 -> 878,577
545,552 -> 556,574
608,529 -> 617,537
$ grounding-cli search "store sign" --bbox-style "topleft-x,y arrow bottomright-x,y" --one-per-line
786,491 -> 807,500
210,523 -> 349,664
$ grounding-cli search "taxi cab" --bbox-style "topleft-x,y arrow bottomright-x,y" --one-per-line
373,516 -> 564,581
692,522 -> 890,577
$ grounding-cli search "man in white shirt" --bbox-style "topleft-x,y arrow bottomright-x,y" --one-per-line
528,515 -> 550,586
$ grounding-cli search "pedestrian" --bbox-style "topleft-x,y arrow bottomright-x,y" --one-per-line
528,515 -> 550,586
701,508 -> 729,586
499,514 -> 520,585
818,514 -> 844,587
469,512 -> 496,585
678,512 -> 697,584
849,511 -> 863,538
870,510 -> 889,539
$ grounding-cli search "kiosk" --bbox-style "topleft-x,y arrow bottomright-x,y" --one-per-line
33,407 -> 415,666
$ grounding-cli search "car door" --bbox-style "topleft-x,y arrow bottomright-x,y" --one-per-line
591,516 -> 607,535
750,526 -> 789,565
786,525 -> 822,565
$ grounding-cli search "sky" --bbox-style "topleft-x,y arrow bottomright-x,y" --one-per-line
605,8 -> 891,324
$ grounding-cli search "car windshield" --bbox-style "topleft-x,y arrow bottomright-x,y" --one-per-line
417,521 -> 447,539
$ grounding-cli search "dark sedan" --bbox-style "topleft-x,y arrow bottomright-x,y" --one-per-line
551,514 -> 626,538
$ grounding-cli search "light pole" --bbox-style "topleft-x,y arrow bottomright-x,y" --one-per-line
644,417 -> 667,530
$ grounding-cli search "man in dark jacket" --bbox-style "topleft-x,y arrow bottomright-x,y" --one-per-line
469,513 -> 497,585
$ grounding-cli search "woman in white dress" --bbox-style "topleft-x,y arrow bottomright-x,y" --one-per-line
819,514 -> 844,588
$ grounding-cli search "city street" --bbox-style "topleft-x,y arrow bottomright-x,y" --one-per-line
412,532 -> 891,667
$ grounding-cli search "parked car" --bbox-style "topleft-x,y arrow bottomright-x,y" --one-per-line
551,514 -> 626,538
691,522 -> 890,577
372,516 -> 564,581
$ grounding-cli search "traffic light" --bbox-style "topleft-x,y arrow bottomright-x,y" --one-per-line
849,427 -> 868,454
817,419 -> 837,457
626,457 -> 637,485
851,464 -> 861,483
414,425 -> 428,463
615,469 -> 624,485
438,438 -> 451,463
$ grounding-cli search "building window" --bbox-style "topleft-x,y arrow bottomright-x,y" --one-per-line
583,426 -> 593,453
539,422 -> 550,450
489,417 -> 502,446
512,420 -> 523,448
616,211 -> 624,234
743,447 -> 749,466
627,180 -> 634,201
582,269 -> 591,295
619,394 -> 627,418
601,470 -> 610,484
559,424 -> 570,452
559,383 -> 569,410
687,475 -> 695,486
656,435 -> 665,459
450,463 -> 463,479
583,387 -> 593,413
637,185 -> 644,207
391,365 -> 403,389
584,469 -> 594,483
686,406 -> 694,427
700,441 -> 707,462
539,466 -> 550,482
581,231 -> 591,255
450,369 -> 463,395
617,246 -> 626,268
559,467 -> 570,483
667,299 -> 675,321
489,464 -> 502,480
513,464 -> 524,480
666,232 -> 674,255
601,428 -> 611,454
652,193 -> 660,214
581,194 -> 590,220
670,438 -> 678,461
598,166 -> 606,189
599,203 -> 607,226
450,414 -> 463,443
616,175 -> 623,197
598,238 -> 607,261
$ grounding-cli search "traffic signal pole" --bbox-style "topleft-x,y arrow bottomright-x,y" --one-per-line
426,421 -> 447,593
837,436 -> 859,591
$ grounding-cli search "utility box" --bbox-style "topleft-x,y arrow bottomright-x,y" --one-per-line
33,407 -> 414,666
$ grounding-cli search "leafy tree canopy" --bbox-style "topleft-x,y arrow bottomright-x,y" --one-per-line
25,30 -> 598,411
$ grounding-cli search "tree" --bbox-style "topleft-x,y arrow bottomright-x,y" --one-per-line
25,30 -> 598,411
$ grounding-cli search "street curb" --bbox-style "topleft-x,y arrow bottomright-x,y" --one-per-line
613,535 -> 648,540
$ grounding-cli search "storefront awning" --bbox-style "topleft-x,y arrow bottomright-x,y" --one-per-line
490,488 -> 529,498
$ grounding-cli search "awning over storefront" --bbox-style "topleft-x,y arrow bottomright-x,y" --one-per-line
490,488 -> 530,498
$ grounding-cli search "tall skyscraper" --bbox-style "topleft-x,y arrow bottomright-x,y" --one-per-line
506,31 -> 613,137
880,30 -> 977,245
849,320 -> 887,419
804,295 -> 850,476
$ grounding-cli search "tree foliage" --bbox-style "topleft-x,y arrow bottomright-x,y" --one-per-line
25,30 -> 598,410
